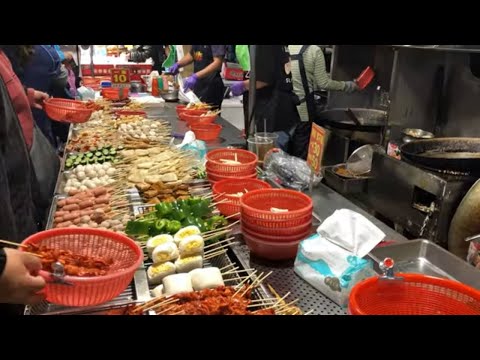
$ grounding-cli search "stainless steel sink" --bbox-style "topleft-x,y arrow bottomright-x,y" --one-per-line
369,239 -> 480,290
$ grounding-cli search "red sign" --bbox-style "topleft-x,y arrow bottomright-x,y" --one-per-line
111,68 -> 130,88
307,123 -> 327,175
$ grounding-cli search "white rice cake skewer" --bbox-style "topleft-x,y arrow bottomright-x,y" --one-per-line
189,267 -> 224,291
163,273 -> 193,296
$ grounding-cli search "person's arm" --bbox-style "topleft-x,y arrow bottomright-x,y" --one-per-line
177,52 -> 194,68
311,47 -> 346,91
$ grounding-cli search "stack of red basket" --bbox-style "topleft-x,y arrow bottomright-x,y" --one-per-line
206,148 -> 258,184
240,189 -> 313,261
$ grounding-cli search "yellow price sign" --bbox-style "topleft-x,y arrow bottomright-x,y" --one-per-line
306,123 -> 327,175
111,68 -> 131,88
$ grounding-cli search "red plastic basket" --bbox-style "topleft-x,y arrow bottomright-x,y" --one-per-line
241,218 -> 313,238
190,124 -> 222,141
179,109 -> 210,121
349,273 -> 480,315
101,88 -> 129,101
240,189 -> 313,223
206,149 -> 258,174
242,224 -> 312,243
44,98 -> 93,123
21,228 -> 143,307
212,179 -> 271,219
207,171 -> 257,183
355,66 -> 375,90
243,232 -> 300,261
186,115 -> 218,127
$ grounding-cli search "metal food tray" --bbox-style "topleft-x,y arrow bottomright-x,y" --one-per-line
45,195 -> 67,230
323,166 -> 369,195
369,239 -> 480,290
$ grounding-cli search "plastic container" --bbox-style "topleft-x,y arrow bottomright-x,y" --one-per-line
240,189 -> 313,224
212,179 -> 271,219
243,232 -> 301,261
349,273 -> 480,315
21,228 -> 143,307
190,123 -> 222,141
206,148 -> 258,174
43,98 -> 93,123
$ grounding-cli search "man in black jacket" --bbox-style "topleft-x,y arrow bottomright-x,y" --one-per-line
128,45 -> 167,72
0,73 -> 46,311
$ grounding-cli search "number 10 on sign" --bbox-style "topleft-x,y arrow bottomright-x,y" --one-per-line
111,69 -> 130,88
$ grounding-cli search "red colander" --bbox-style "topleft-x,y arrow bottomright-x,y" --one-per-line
355,66 -> 375,90
206,148 -> 258,174
21,228 -> 143,307
44,98 -> 93,123
212,178 -> 271,219
101,88 -> 129,101
349,273 -> 480,315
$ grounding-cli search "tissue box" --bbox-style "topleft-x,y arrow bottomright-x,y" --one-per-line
294,233 -> 377,308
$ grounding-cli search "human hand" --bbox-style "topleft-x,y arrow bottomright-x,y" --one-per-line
183,74 -> 199,92
33,91 -> 50,109
230,81 -> 246,96
169,63 -> 180,75
0,248 -> 46,305
344,81 -> 359,93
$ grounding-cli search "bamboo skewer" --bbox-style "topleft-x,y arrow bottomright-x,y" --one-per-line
234,270 -> 258,296
203,248 -> 227,260
0,239 -> 29,249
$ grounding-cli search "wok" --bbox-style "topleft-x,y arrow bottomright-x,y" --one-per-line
317,108 -> 387,130
400,137 -> 480,173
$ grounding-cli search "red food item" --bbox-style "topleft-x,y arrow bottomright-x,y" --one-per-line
27,244 -> 114,277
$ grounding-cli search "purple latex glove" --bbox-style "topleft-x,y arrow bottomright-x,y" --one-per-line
183,74 -> 199,92
169,63 -> 180,75
230,81 -> 246,96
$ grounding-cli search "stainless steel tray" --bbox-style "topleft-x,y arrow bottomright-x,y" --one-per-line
45,195 -> 67,230
369,239 -> 480,289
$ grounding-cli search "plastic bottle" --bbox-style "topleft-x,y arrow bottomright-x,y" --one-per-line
151,77 -> 160,97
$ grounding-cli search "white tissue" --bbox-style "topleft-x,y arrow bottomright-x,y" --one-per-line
317,209 -> 385,259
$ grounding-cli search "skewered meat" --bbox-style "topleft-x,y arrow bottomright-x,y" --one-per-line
26,244 -> 113,277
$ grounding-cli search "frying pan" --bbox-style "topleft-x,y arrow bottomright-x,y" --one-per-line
400,137 -> 480,173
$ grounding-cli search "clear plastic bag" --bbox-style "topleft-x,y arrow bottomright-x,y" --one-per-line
263,149 -> 322,191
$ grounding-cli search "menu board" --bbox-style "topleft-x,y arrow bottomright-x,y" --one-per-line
306,123 -> 328,175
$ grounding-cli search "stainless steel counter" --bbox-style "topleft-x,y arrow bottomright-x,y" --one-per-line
148,102 -> 245,150
231,179 -> 408,315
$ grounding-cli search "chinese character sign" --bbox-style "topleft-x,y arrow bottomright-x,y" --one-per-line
306,123 -> 327,175
111,69 -> 131,88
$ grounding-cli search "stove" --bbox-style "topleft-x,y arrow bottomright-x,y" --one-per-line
327,148 -> 478,248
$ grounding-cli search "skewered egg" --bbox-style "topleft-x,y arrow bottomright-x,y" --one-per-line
147,234 -> 174,257
178,235 -> 204,257
147,262 -> 176,285
174,255 -> 203,273
173,226 -> 201,245
152,242 -> 179,264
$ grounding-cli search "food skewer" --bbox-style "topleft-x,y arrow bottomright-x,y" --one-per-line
0,239 -> 29,249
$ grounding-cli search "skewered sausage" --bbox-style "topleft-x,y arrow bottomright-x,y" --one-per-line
79,199 -> 95,209
63,204 -> 80,211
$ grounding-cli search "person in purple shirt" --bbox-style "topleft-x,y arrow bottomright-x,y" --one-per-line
170,45 -> 226,109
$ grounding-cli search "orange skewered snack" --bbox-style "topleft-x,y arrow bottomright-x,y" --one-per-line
134,286 -> 276,315
26,243 -> 114,277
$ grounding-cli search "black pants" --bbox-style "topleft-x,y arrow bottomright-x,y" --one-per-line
291,121 -> 312,160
